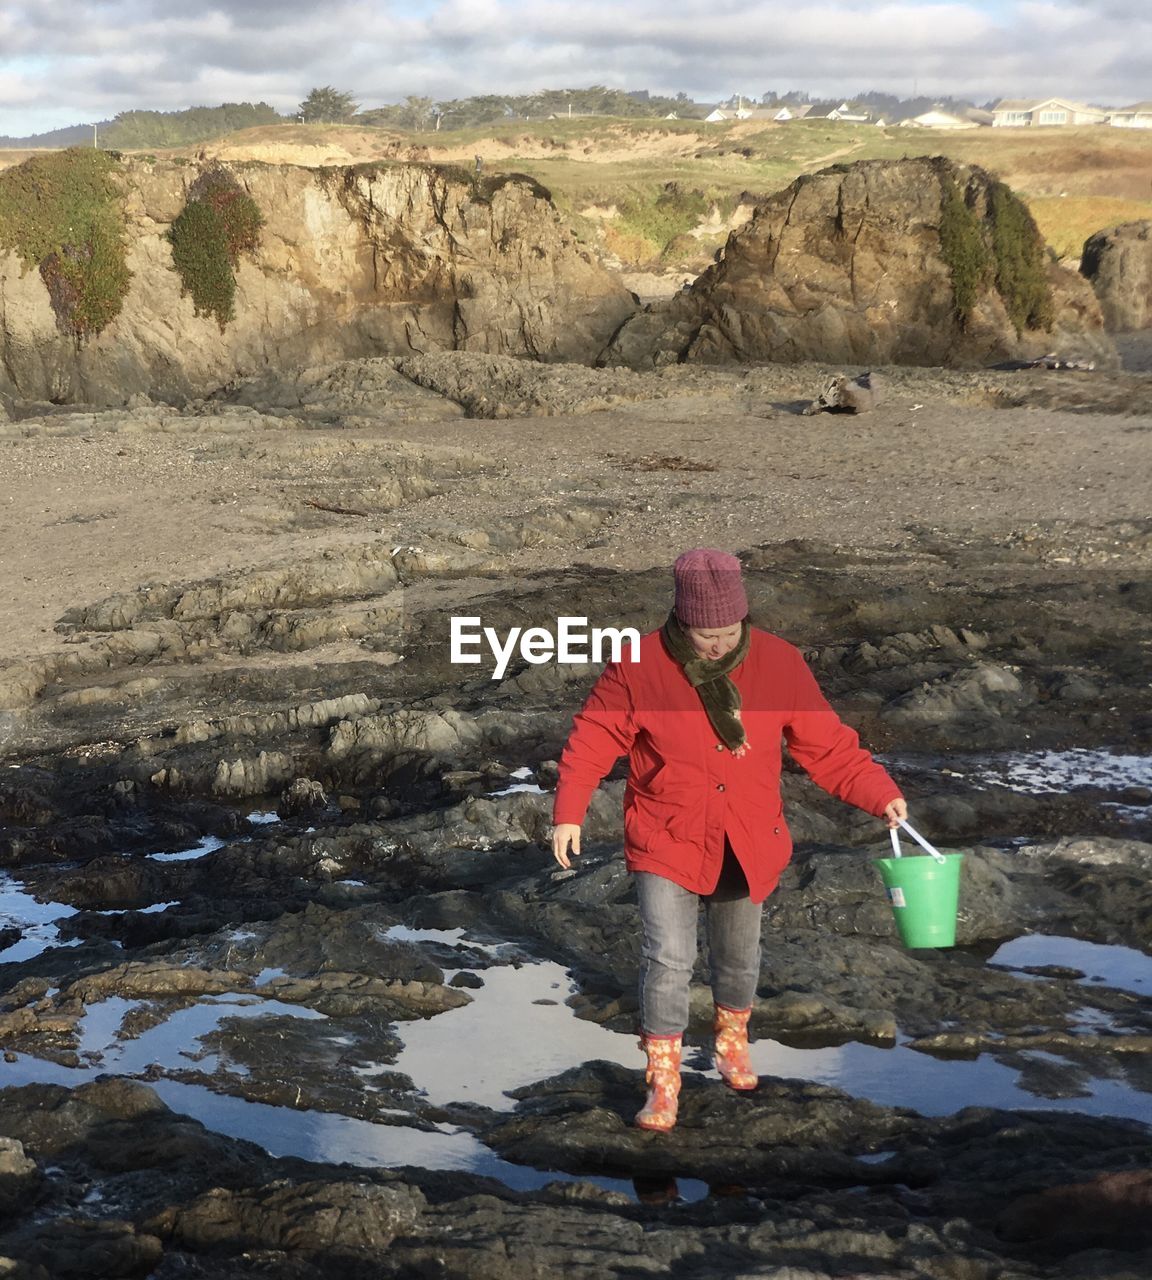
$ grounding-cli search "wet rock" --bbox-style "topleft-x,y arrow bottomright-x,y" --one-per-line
149,1179 -> 424,1257
997,1169 -> 1152,1249
277,778 -> 328,819
68,962 -> 252,1002
0,1080 -> 168,1156
253,902 -> 443,981
327,708 -> 482,761
383,1194 -> 678,1280
175,1012 -> 419,1121
488,1062 -> 922,1182
258,973 -> 471,1020
882,662 -> 1033,731
3,1219 -> 162,1279
0,1139 -> 39,1218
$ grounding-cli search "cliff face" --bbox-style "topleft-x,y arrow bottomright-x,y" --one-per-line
0,159 -> 637,405
605,158 -> 1117,371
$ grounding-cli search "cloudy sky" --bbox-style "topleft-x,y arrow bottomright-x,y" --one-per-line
1,0 -> 1146,134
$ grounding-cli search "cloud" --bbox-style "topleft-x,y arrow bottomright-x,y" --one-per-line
2,0 -> 1150,134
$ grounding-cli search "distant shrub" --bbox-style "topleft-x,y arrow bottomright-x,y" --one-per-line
0,148 -> 130,338
168,165 -> 263,329
615,183 -> 712,263
987,180 -> 1055,333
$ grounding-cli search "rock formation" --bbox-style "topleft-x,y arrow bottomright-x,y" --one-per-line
1081,220 -> 1152,331
604,157 -> 1116,370
0,157 -> 637,405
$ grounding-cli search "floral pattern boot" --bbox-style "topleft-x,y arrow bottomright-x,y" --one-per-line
635,1033 -> 682,1131
713,1004 -> 758,1091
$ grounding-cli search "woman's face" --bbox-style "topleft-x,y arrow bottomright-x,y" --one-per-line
685,621 -> 743,661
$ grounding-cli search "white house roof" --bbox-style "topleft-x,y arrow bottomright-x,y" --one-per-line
1114,101 -> 1152,113
994,97 -> 1107,116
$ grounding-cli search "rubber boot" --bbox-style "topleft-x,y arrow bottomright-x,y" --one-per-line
713,1004 -> 758,1091
635,1033 -> 682,1131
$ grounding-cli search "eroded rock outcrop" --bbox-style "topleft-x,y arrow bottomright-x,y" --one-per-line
1082,220 -> 1152,331
0,158 -> 637,405
606,157 -> 1116,370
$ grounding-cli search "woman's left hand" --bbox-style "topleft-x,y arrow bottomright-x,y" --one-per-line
883,798 -> 908,830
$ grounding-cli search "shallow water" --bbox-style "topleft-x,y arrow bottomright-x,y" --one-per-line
990,934 -> 1152,996
148,834 -> 228,863
6,990 -> 710,1200
384,931 -> 1152,1126
967,749 -> 1150,796
0,873 -> 78,964
4,859 -> 1152,1196
888,748 -> 1150,799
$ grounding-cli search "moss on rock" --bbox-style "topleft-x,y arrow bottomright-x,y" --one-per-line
168,165 -> 263,329
988,180 -> 1055,334
0,148 -> 130,338
937,165 -> 1055,336
938,174 -> 991,329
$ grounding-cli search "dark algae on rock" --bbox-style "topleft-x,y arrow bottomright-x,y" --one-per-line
0,148 -> 130,338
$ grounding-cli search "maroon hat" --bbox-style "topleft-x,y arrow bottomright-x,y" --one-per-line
673,548 -> 748,628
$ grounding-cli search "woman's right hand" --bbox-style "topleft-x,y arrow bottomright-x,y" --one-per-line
552,823 -> 582,869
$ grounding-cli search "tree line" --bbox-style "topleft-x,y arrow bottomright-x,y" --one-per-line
2,85 -> 991,151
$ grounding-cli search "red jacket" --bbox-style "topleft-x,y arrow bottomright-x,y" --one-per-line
553,627 -> 902,903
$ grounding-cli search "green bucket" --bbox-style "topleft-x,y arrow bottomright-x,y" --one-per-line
874,823 -> 963,949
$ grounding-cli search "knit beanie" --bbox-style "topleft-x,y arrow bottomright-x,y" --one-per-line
673,548 -> 748,628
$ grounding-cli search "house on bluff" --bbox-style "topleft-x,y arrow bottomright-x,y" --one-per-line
992,98 -> 1109,126
1108,101 -> 1152,128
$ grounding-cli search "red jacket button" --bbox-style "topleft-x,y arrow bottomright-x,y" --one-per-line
717,784 -> 725,792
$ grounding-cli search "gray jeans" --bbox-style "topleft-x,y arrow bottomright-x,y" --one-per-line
634,846 -> 763,1035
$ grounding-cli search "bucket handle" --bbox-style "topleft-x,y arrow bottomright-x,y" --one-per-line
889,819 -> 948,865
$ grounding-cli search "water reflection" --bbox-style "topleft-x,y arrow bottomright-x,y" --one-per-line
0,872 -> 79,964
989,934 -> 1152,996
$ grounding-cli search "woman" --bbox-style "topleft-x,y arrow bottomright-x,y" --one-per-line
552,548 -> 906,1132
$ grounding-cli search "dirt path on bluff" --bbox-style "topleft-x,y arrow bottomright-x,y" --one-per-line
2,375 -> 1150,669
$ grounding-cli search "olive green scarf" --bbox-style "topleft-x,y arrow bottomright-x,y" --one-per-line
661,612 -> 751,756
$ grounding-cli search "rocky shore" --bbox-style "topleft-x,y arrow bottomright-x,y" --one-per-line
0,348 -> 1150,1278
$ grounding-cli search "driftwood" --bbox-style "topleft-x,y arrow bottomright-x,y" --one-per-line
803,371 -> 882,416
302,499 -> 372,518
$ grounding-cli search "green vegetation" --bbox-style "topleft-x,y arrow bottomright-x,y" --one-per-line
299,87 -> 359,124
936,166 -> 1055,334
167,166 -> 263,329
360,86 -> 695,132
104,102 -> 280,149
0,148 -> 129,337
616,185 -> 713,257
987,180 -> 1055,333
938,173 -> 991,326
